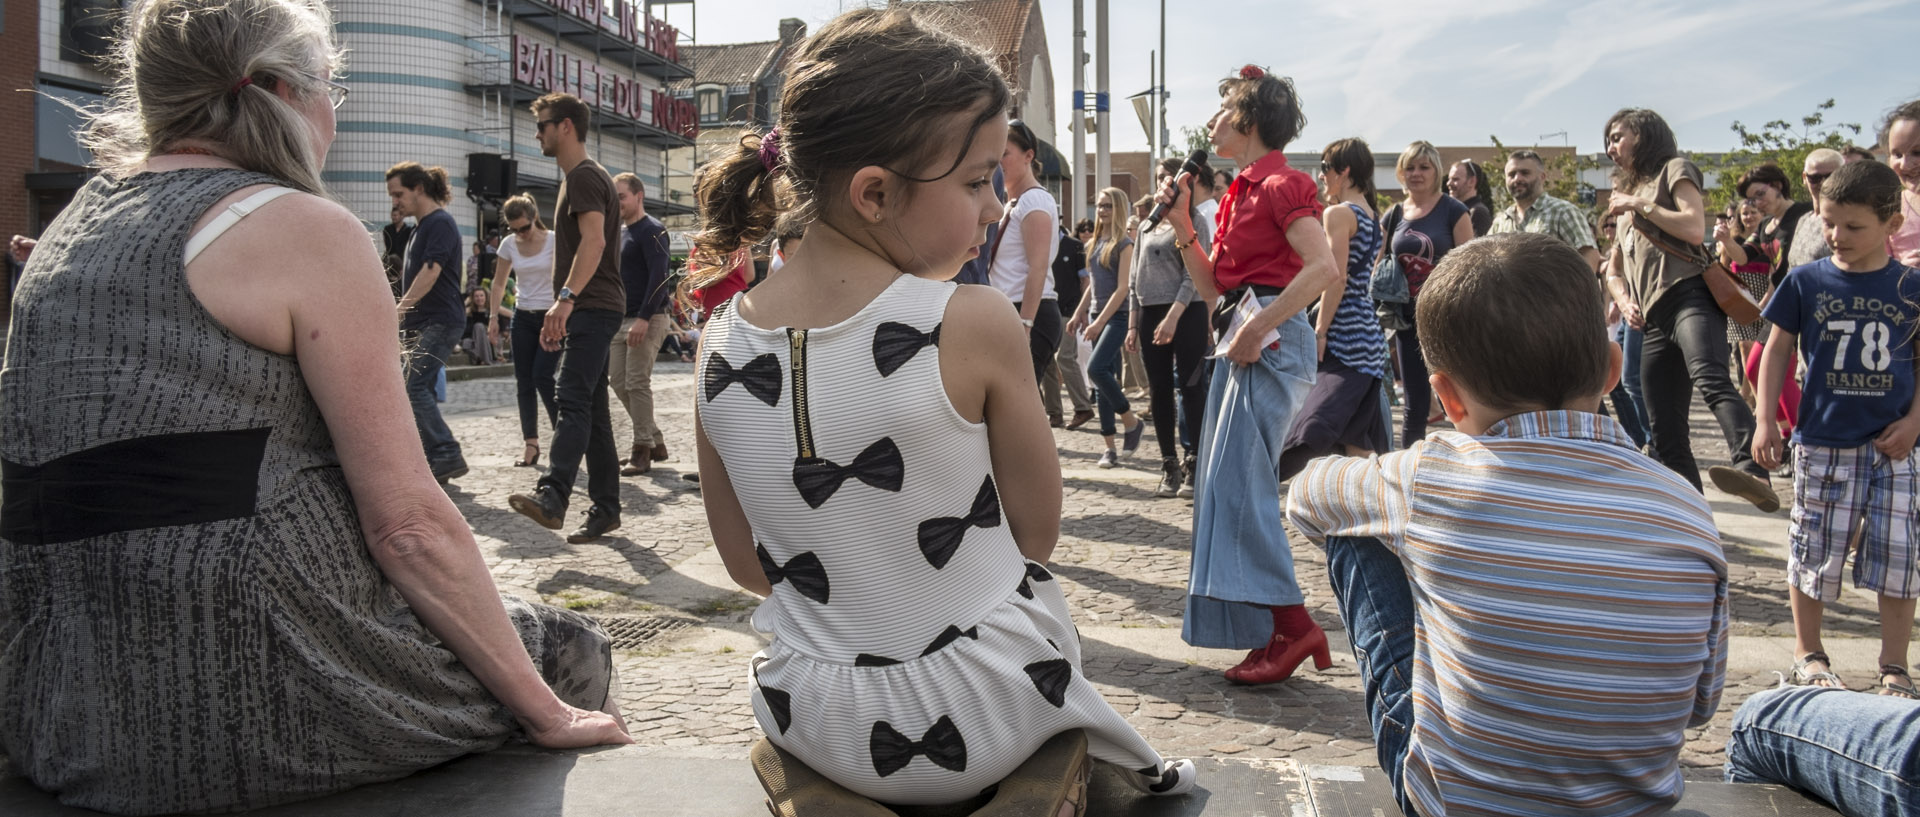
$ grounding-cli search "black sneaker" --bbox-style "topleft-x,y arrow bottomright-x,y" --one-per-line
431,460 -> 469,483
567,506 -> 621,543
1179,454 -> 1197,498
1156,458 -> 1182,498
508,486 -> 567,530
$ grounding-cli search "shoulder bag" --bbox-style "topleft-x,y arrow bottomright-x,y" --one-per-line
1627,215 -> 1761,325
1370,205 -> 1412,331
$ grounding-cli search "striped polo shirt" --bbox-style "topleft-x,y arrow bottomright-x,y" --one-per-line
1286,411 -> 1728,817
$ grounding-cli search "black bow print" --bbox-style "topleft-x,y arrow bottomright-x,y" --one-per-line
792,437 -> 905,509
1024,658 -> 1073,708
873,321 -> 943,377
870,716 -> 968,777
920,625 -> 980,657
1016,562 -> 1056,599
759,685 -> 793,734
856,653 -> 901,667
704,352 -> 782,406
916,476 -> 1001,569
757,543 -> 830,605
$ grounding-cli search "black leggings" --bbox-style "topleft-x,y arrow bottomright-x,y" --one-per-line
1138,302 -> 1209,462
512,308 -> 561,440
1394,316 -> 1430,448
1016,300 -> 1063,386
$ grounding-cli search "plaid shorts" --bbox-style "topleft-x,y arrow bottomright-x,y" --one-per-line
1788,442 -> 1920,601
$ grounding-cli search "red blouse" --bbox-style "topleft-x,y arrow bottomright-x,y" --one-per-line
1209,151 -> 1324,291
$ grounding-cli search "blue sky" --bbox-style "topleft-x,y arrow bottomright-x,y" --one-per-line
673,0 -> 1920,157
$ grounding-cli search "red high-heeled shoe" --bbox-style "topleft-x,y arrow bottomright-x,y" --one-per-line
1223,647 -> 1268,683
1229,626 -> 1331,686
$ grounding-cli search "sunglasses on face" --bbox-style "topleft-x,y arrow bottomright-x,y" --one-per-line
1805,172 -> 1832,185
536,118 -> 565,133
510,223 -> 533,234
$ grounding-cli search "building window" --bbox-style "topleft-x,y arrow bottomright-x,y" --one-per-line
61,0 -> 125,67
697,88 -> 722,125
37,84 -> 105,171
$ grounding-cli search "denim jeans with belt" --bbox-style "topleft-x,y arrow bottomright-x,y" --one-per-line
538,307 -> 623,516
1726,685 -> 1920,817
1639,276 -> 1766,490
403,320 -> 466,471
1323,535 -> 1418,817
1087,310 -> 1132,436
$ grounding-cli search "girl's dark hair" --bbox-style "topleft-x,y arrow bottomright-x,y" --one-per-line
1450,159 -> 1489,202
386,161 -> 451,204
1008,118 -> 1042,176
1603,108 -> 1679,190
502,192 -> 545,230
1821,159 -> 1902,220
1218,72 -> 1305,152
1880,99 -> 1920,144
1323,137 -> 1378,210
1736,163 -> 1791,200
686,6 -> 1010,296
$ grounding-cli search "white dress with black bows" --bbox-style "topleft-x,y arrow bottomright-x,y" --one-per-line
699,274 -> 1169,805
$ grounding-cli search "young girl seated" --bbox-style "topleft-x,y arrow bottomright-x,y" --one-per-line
687,7 -> 1194,807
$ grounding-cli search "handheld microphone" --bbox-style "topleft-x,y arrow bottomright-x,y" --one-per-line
1141,149 -> 1211,233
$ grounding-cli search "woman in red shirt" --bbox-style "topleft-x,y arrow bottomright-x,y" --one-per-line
1161,67 -> 1338,686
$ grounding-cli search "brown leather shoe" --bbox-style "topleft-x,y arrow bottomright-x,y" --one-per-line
1049,414 -> 1064,428
650,441 -> 669,462
1065,409 -> 1094,430
622,446 -> 649,476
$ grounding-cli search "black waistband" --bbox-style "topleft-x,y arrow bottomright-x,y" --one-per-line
2,428 -> 270,545
1229,284 -> 1285,298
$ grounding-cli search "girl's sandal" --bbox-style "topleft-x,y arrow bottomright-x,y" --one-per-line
1792,652 -> 1846,689
1879,664 -> 1919,699
514,443 -> 541,468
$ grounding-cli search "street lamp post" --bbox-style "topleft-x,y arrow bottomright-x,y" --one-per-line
1070,0 -> 1086,229
1094,0 -> 1110,201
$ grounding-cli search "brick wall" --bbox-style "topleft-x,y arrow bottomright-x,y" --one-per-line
0,1 -> 40,239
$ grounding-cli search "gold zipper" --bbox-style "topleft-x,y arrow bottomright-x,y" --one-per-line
788,328 -> 814,459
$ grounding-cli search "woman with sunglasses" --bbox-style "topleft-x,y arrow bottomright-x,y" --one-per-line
489,192 -> 561,467
990,119 -> 1063,384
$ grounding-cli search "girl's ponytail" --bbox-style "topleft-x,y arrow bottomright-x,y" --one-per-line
683,131 -> 781,304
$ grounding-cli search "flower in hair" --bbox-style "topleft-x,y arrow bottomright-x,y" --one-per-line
758,129 -> 784,176
1238,65 -> 1267,80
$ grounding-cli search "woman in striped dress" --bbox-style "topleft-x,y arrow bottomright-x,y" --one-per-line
1280,138 -> 1391,480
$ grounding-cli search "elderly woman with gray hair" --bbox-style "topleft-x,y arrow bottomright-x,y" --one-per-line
0,1 -> 630,813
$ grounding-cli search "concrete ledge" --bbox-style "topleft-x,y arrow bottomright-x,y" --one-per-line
1,746 -> 1839,816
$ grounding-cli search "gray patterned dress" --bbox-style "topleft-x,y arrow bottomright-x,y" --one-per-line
0,168 -> 612,815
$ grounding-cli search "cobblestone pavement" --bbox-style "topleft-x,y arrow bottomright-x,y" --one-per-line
440,362 -> 1905,778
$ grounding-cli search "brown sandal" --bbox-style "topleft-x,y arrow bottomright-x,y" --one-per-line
1793,652 -> 1846,689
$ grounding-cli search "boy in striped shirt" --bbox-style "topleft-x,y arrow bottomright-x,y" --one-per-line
1285,233 -> 1729,817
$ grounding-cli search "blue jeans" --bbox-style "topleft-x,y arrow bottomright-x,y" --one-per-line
403,320 -> 465,470
1609,321 -> 1650,447
537,307 -> 623,515
1088,310 -> 1132,436
512,308 -> 561,440
1323,535 -> 1418,817
1726,686 -> 1920,817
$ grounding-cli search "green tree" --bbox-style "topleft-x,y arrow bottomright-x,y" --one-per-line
1696,99 -> 1862,216
1180,125 -> 1211,159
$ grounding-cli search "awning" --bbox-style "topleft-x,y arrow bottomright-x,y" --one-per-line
1036,138 -> 1072,180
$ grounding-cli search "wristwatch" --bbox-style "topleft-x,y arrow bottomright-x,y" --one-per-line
556,286 -> 576,303
1639,201 -> 1655,217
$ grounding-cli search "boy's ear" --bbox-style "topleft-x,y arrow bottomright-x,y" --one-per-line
1430,371 -> 1468,427
847,166 -> 892,225
1888,211 -> 1905,235
1604,341 -> 1623,397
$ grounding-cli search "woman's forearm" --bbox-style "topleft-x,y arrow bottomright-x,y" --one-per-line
367,510 -> 567,731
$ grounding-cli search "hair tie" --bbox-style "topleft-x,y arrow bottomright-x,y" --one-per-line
1238,64 -> 1267,80
230,76 -> 255,96
758,129 -> 784,175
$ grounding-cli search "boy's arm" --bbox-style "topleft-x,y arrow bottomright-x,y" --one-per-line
1751,325 -> 1798,470
1283,447 -> 1420,549
1874,337 -> 1920,460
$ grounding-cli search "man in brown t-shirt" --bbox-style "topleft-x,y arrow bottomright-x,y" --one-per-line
508,92 -> 627,543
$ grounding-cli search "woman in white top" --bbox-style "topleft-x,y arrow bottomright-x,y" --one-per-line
489,193 -> 560,467
988,119 -> 1062,384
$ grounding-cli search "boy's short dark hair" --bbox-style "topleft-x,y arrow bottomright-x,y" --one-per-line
531,93 -> 591,140
1416,233 -> 1612,415
1820,159 -> 1902,220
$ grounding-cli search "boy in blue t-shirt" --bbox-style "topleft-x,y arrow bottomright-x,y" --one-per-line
1754,159 -> 1920,699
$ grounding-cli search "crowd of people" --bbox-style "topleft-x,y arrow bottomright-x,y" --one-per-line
3,1 -> 1919,816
